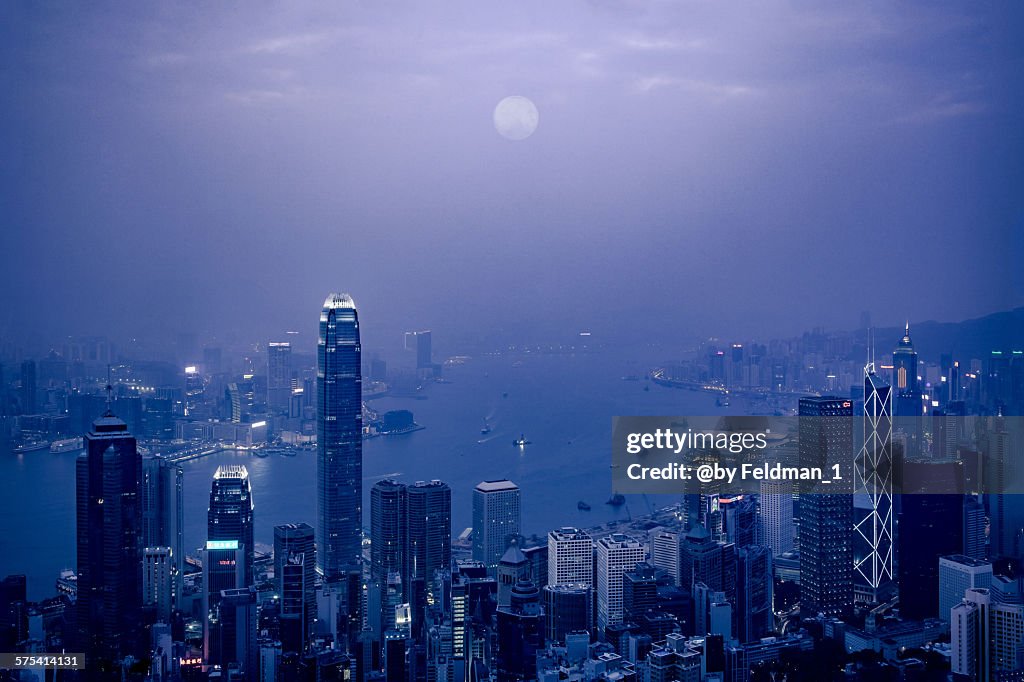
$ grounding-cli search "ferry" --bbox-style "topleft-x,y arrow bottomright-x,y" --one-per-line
13,441 -> 49,454
51,437 -> 83,453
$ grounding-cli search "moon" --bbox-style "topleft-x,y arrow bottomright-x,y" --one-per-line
493,96 -> 539,141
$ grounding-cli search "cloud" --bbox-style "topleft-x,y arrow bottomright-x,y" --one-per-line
633,75 -> 755,98
244,31 -> 332,55
893,91 -> 988,124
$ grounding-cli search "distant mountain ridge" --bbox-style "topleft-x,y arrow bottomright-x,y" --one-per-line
861,307 -> 1024,363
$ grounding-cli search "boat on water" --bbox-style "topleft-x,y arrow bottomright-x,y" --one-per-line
51,437 -> 83,453
577,501 -> 591,511
13,441 -> 49,454
606,493 -> 625,506
481,419 -> 492,435
512,434 -> 532,447
716,395 -> 731,407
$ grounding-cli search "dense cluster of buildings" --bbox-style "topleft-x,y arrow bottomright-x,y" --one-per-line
0,300 -> 1022,681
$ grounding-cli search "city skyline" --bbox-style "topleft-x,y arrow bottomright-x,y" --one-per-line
2,1 -> 1023,678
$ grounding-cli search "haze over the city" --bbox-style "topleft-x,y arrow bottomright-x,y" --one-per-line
2,2 -> 1022,349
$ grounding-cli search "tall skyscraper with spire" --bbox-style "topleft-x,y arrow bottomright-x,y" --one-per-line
853,337 -> 895,604
892,322 -> 923,459
75,403 -> 144,673
892,322 -> 920,415
317,293 -> 363,581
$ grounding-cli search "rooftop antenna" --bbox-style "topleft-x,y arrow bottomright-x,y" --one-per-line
104,364 -> 113,415
866,327 -> 875,375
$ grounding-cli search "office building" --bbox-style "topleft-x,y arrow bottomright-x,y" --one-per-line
853,362 -> 895,603
736,546 -> 773,643
208,465 -> 255,585
720,495 -> 758,548
371,480 -> 408,585
596,533 -> 644,636
897,491 -> 964,620
472,480 -> 521,574
19,360 -> 36,414
142,546 -> 175,623
650,529 -> 682,586
318,293 -> 363,582
758,480 -> 794,557
406,479 -> 452,623
680,525 -> 723,593
939,554 -> 992,623
543,584 -> 591,643
141,455 -> 184,609
75,407 -> 144,672
548,527 -> 594,587
267,341 -> 293,415
495,579 -> 543,682
218,586 -> 258,676
798,396 -> 854,617
203,539 -> 245,667
963,496 -> 987,560
404,330 -> 433,370
951,587 -> 1024,679
274,523 -> 316,653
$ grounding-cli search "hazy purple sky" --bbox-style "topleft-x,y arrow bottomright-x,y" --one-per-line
2,1 -> 1022,350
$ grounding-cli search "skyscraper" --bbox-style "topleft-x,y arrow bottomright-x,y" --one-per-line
208,465 -> 255,585
495,580 -> 543,682
596,533 -> 644,636
318,293 -> 363,581
736,546 -> 773,643
274,523 -> 316,654
938,554 -> 992,624
267,341 -> 293,415
853,361 -> 895,604
18,361 -> 35,415
650,529 -> 682,586
404,330 -> 433,370
142,547 -> 175,623
951,587 -> 1024,679
798,396 -> 854,617
892,324 -> 923,457
897,491 -> 964,620
141,455 -> 184,610
370,480 -> 408,586
892,323 -> 919,407
75,407 -> 144,673
758,480 -> 794,557
205,465 -> 254,668
472,480 -> 521,574
405,479 -> 452,623
547,527 -> 594,587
